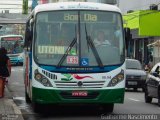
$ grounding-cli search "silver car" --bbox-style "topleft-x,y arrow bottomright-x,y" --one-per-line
126,59 -> 147,91
145,62 -> 160,106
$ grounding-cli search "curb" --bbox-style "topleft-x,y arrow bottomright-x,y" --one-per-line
5,85 -> 24,120
5,99 -> 24,120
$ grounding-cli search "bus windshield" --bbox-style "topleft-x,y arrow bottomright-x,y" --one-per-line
34,10 -> 124,67
1,36 -> 24,54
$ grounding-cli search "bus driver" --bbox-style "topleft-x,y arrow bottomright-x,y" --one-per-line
94,30 -> 111,46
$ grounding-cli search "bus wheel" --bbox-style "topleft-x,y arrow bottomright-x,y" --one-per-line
102,104 -> 114,113
32,102 -> 41,113
25,91 -> 31,103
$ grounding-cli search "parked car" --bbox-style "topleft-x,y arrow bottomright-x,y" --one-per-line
126,59 -> 147,91
145,62 -> 160,106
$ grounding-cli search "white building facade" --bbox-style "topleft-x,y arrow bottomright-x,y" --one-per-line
0,0 -> 32,13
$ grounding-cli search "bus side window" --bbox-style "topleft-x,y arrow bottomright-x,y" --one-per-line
28,18 -> 34,41
25,21 -> 32,51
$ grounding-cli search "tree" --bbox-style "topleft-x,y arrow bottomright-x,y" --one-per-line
22,0 -> 28,14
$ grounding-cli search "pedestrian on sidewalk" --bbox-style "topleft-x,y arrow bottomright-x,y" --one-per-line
0,47 -> 11,98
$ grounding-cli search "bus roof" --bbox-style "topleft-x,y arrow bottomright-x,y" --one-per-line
34,2 -> 121,14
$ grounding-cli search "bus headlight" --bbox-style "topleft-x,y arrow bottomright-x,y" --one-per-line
35,73 -> 42,80
34,69 -> 53,87
107,70 -> 124,87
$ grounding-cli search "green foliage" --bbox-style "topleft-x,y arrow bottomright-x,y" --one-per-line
22,0 -> 28,14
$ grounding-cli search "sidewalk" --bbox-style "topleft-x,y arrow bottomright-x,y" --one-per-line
0,85 -> 24,120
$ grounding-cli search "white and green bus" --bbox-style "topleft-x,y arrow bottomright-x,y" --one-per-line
24,2 -> 129,113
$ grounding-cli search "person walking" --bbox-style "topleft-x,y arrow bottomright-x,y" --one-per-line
0,47 -> 11,98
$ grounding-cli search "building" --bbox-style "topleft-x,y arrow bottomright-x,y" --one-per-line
0,0 -> 32,13
123,8 -> 160,67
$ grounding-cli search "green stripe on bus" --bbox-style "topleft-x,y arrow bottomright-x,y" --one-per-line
32,87 -> 125,104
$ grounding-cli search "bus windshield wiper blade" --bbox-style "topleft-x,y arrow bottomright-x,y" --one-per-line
85,24 -> 104,68
57,38 -> 77,68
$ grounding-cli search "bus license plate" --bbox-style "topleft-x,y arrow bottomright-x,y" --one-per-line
128,81 -> 137,85
72,91 -> 88,96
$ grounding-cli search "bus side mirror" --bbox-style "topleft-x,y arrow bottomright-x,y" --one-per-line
26,28 -> 33,41
24,27 -> 32,50
24,18 -> 34,51
26,18 -> 34,42
124,27 -> 131,49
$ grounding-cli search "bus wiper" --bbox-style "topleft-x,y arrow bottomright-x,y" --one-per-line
57,25 -> 77,68
85,24 -> 104,68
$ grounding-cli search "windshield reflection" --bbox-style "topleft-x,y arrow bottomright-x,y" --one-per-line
34,11 -> 124,67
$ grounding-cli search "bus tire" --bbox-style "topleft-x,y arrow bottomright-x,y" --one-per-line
25,91 -> 31,103
103,104 -> 114,113
32,102 -> 41,113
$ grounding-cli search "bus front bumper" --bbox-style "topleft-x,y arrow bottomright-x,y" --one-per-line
32,87 -> 125,104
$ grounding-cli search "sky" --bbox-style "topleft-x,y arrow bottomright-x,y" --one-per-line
119,0 -> 160,13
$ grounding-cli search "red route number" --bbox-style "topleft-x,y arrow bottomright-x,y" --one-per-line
67,56 -> 78,64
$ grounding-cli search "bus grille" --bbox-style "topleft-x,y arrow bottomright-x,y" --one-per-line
54,81 -> 105,88
42,70 -> 57,80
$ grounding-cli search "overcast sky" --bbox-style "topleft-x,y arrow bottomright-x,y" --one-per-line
119,0 -> 160,14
